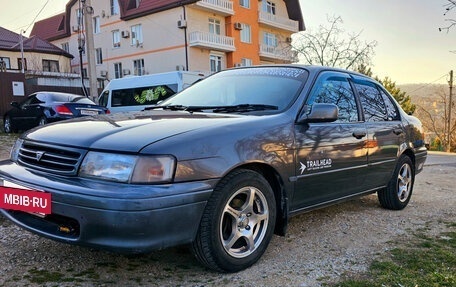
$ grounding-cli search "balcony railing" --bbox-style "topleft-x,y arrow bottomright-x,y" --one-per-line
259,45 -> 296,62
258,11 -> 299,32
194,0 -> 234,16
189,31 -> 236,52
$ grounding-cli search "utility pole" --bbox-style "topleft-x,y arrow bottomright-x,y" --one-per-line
82,0 -> 98,103
448,70 -> 453,152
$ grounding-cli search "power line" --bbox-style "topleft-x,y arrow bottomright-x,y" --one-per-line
23,0 -> 50,33
408,74 -> 449,94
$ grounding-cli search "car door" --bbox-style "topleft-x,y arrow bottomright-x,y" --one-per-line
353,79 -> 404,188
11,94 -> 45,130
291,71 -> 369,211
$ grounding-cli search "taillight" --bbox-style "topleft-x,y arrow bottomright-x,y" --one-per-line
55,105 -> 73,115
106,109 -> 111,114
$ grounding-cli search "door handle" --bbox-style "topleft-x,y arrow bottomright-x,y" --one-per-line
352,130 -> 367,139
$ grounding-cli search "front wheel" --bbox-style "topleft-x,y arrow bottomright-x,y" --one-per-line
38,117 -> 47,126
378,155 -> 415,210
192,169 -> 276,272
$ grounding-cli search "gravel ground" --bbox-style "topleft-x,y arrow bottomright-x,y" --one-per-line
0,133 -> 455,287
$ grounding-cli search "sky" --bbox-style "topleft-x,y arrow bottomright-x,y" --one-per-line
0,0 -> 455,84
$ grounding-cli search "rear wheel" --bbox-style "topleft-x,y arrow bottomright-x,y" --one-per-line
3,116 -> 15,133
192,169 -> 276,272
38,117 -> 47,126
378,155 -> 414,210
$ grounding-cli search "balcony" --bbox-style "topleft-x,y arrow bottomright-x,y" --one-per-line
258,11 -> 299,32
194,0 -> 234,16
189,31 -> 236,52
259,45 -> 296,62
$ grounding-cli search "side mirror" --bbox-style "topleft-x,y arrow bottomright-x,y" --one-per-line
297,103 -> 339,124
10,101 -> 20,108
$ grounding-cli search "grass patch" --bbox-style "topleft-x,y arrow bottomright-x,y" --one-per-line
332,224 -> 456,287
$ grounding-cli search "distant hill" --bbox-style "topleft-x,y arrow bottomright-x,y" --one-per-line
398,84 -> 447,104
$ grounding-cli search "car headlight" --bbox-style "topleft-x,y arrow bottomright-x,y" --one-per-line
79,152 -> 175,183
10,139 -> 24,162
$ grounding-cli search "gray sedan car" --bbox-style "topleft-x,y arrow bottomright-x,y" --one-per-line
0,65 -> 427,272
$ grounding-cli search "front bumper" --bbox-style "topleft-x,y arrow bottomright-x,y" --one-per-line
0,160 -> 215,253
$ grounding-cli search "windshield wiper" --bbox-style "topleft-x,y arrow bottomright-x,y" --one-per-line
212,104 -> 278,113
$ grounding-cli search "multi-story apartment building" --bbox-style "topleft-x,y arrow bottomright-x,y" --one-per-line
31,0 -> 304,85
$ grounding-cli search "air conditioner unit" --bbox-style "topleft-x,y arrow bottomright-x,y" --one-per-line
121,30 -> 130,38
176,65 -> 185,71
177,20 -> 187,29
286,37 -> 292,43
234,63 -> 242,67
135,40 -> 143,48
122,69 -> 130,75
113,42 -> 120,48
100,70 -> 108,77
72,26 -> 79,32
234,22 -> 243,30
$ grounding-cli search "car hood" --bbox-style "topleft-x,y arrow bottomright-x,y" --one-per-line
23,111 -> 246,152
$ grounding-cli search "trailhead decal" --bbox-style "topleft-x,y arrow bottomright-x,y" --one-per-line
299,158 -> 333,174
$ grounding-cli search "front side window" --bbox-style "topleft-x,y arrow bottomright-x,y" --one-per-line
96,48 -> 103,65
308,72 -> 359,123
240,24 -> 251,43
380,89 -> 400,120
131,24 -> 143,45
210,55 -> 222,73
114,62 -> 122,79
112,30 -> 120,47
93,16 -> 100,34
262,1 -> 276,15
133,59 -> 145,76
209,18 -> 221,35
42,59 -> 59,72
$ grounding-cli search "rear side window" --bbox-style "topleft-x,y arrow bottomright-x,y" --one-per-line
355,82 -> 400,121
111,84 -> 177,107
307,72 -> 359,123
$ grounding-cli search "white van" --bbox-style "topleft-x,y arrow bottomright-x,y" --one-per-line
98,71 -> 205,113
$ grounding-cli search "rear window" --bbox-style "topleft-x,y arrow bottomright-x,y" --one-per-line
111,84 -> 177,107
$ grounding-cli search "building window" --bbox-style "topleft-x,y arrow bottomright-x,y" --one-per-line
131,24 -> 143,45
18,58 -> 27,71
209,18 -> 221,35
240,24 -> 251,43
76,9 -> 83,26
42,59 -> 59,72
61,42 -> 69,53
240,0 -> 250,8
136,0 -> 141,8
112,30 -> 120,47
241,58 -> 253,66
210,54 -> 222,73
133,59 -> 145,75
93,16 -> 100,34
111,0 -> 120,15
96,48 -> 103,65
262,1 -> 276,15
114,62 -> 122,78
0,57 -> 11,70
263,32 -> 278,47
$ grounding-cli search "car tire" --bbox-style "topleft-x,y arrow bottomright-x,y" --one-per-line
192,169 -> 276,272
378,155 -> 415,210
38,117 -> 47,126
3,116 -> 15,133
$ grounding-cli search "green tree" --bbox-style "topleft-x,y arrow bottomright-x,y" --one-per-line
357,65 -> 416,115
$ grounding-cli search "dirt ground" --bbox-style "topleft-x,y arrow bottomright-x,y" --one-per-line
0,134 -> 455,286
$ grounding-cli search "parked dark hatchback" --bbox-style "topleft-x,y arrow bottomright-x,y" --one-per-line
0,66 -> 427,272
3,91 -> 109,133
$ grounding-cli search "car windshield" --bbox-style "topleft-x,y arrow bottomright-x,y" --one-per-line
160,67 -> 308,113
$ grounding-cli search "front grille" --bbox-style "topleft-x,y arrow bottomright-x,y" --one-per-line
18,141 -> 86,176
